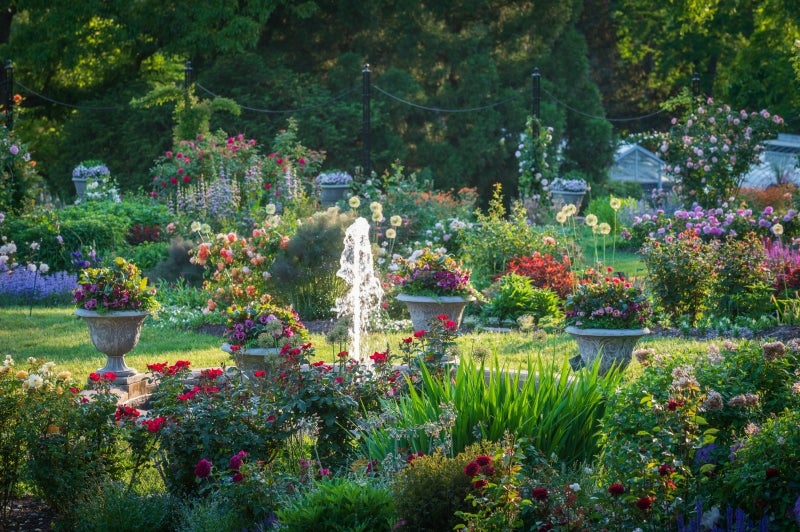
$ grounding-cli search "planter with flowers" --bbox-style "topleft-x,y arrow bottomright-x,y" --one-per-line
548,173 -> 590,211
71,160 -> 119,202
72,257 -> 160,382
564,267 -> 651,374
390,247 -> 476,331
220,299 -> 309,371
316,170 -> 353,206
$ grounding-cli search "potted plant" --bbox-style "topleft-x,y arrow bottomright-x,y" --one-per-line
220,299 -> 309,370
389,247 -> 476,331
71,160 -> 118,202
72,257 -> 160,380
316,170 -> 353,206
548,172 -> 590,210
564,267 -> 652,373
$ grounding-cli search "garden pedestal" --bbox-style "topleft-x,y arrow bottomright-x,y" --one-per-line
566,326 -> 650,374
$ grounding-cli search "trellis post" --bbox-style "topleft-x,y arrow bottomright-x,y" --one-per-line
361,63 -> 371,178
3,60 -> 13,130
531,67 -> 540,137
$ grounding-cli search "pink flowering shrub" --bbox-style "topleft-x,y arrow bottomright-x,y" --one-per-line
659,97 -> 784,208
564,267 -> 652,329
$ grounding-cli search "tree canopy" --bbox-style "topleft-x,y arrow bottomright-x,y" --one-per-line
0,0 -> 797,202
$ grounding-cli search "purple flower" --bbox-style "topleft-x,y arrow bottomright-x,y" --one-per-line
9,145 -> 19,155
794,494 -> 800,527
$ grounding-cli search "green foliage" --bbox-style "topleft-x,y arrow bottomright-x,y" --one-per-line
357,356 -> 619,466
0,120 -> 45,214
460,184 -> 568,290
71,482 -> 175,532
22,369 -> 128,517
269,208 -> 354,319
142,363 -> 295,496
276,477 -> 395,531
719,409 -> 800,530
122,241 -> 169,271
641,230 -> 716,326
596,339 -> 800,528
392,443 -> 500,532
709,233 -> 774,319
483,273 -> 562,324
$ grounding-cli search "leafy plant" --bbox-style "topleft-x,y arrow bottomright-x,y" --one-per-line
503,252 -> 574,299
389,246 -> 475,298
72,257 -> 160,313
565,267 -> 652,329
276,477 -> 395,531
269,208 -> 354,318
460,184 -> 568,290
357,356 -> 619,466
642,230 -> 716,325
392,443 -> 501,532
483,273 -> 562,324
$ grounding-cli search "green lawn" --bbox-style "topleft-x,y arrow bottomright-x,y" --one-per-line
1,306 -> 709,381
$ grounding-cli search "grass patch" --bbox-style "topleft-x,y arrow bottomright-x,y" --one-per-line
1,306 -> 711,379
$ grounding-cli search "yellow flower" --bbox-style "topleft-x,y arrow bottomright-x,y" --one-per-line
585,214 -> 598,227
369,201 -> 382,212
15,370 -> 28,380
56,371 -> 72,381
348,196 -> 361,209
563,204 -> 577,217
772,223 -> 784,236
556,211 -> 568,224
390,215 -> 403,227
386,228 -> 397,239
371,211 -> 383,222
264,203 -> 277,215
190,221 -> 202,232
610,197 -> 622,211
597,222 -> 612,235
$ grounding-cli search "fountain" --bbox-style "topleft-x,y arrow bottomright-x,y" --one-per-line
334,217 -> 384,362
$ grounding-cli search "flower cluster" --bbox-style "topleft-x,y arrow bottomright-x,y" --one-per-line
632,203 -> 799,243
224,300 -> 307,349
72,257 -> 160,313
565,267 -> 652,329
316,170 -> 353,185
549,176 -> 590,193
389,247 -> 474,297
659,98 -> 784,207
1,111 -> 41,214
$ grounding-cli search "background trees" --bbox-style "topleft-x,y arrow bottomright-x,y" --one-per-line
0,0 -> 797,203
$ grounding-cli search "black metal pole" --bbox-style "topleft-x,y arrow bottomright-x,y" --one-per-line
692,71 -> 700,98
4,60 -> 13,130
531,67 -> 540,138
361,63 -> 371,178
184,60 -> 193,90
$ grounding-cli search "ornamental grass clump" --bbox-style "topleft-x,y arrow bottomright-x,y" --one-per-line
565,267 -> 651,329
389,247 -> 475,298
72,257 -> 160,313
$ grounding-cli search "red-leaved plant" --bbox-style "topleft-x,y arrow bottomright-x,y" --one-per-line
503,252 -> 574,299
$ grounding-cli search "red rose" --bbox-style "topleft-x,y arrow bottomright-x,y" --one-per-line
636,496 -> 654,510
608,483 -> 625,496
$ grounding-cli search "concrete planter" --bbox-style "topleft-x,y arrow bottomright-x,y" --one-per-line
566,326 -> 650,374
396,293 -> 472,332
74,309 -> 149,379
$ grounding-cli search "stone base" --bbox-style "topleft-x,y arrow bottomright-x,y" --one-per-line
87,372 -> 151,404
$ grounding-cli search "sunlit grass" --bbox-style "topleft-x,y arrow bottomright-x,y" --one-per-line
1,306 -> 712,382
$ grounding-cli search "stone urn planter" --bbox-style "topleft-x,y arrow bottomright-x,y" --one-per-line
221,343 -> 281,372
319,184 -> 350,207
396,293 -> 472,332
565,326 -> 650,374
74,309 -> 150,379
550,190 -> 586,210
72,176 -> 88,199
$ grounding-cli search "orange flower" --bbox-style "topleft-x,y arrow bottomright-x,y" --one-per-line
13,94 -> 22,104
279,236 -> 290,250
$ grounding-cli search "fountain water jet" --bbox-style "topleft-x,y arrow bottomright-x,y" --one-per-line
334,217 -> 384,362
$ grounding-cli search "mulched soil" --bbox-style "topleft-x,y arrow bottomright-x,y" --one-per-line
7,322 -> 799,529
3,497 -> 58,531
